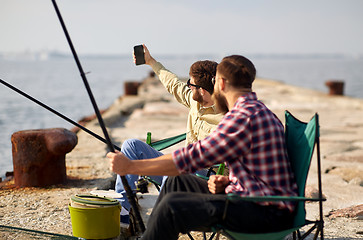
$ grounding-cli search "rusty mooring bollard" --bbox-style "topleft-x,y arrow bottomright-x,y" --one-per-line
11,128 -> 78,187
325,80 -> 345,96
124,81 -> 141,95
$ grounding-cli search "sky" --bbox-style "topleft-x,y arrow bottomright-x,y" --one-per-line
1,0 -> 363,56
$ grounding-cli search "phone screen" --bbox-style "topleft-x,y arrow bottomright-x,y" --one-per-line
134,45 -> 145,65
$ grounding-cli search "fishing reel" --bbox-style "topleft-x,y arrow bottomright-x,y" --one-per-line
135,177 -> 149,194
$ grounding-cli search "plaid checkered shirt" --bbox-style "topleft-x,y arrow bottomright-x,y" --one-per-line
173,92 -> 298,212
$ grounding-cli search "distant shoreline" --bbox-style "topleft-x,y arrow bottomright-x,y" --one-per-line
1,50 -> 361,61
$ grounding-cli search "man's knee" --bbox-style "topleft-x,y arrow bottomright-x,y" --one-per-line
121,138 -> 141,152
166,174 -> 191,183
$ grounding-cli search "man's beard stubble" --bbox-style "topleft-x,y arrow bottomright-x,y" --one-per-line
212,90 -> 229,114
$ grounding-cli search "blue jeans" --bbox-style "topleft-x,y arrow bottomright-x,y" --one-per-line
115,139 -> 164,211
115,138 -> 212,211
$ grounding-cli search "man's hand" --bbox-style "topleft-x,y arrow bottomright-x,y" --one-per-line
107,151 -> 131,176
143,45 -> 156,66
208,175 -> 229,194
132,44 -> 156,66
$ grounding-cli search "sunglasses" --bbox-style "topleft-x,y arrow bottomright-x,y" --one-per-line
187,79 -> 202,89
187,77 -> 217,89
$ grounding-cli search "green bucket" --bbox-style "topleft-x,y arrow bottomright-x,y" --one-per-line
69,194 -> 120,239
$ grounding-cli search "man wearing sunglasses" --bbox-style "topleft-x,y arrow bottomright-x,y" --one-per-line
115,44 -> 224,226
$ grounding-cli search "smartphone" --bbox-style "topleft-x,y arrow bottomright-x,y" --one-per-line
134,45 -> 145,65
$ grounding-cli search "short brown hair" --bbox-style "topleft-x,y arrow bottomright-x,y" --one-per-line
217,55 -> 256,88
189,60 -> 218,95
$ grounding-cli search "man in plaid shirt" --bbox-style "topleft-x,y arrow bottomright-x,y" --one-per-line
108,55 -> 298,240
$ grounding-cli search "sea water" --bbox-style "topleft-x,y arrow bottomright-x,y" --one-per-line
1,54 -> 362,180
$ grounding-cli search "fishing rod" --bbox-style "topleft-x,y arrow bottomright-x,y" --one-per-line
51,0 -> 145,233
0,78 -> 121,151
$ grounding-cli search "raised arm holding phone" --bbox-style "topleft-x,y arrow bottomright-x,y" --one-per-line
114,44 -> 224,226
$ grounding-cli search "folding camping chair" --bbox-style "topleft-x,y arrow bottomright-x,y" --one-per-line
147,132 -> 187,151
196,110 -> 325,240
142,132 -> 219,191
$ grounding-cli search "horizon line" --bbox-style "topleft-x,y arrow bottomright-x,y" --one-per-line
0,50 -> 362,61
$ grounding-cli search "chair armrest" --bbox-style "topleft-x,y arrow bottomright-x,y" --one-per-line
196,173 -> 209,180
150,133 -> 186,151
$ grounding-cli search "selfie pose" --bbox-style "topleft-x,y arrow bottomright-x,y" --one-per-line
109,54 -> 298,239
115,45 -> 224,223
